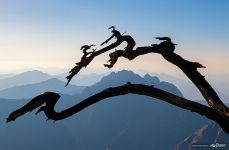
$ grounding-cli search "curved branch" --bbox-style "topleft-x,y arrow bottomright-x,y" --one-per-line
6,83 -> 229,133
105,39 -> 229,117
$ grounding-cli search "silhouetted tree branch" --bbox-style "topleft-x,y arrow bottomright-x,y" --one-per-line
103,39 -> 229,118
7,26 -> 229,134
6,83 -> 229,133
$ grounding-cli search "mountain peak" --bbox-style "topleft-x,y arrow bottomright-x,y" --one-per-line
144,73 -> 151,78
0,70 -> 54,90
144,73 -> 160,85
19,70 -> 50,76
116,69 -> 136,75
80,70 -> 183,98
100,70 -> 146,85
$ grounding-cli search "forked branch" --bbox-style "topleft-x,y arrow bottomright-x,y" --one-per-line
66,26 -> 136,86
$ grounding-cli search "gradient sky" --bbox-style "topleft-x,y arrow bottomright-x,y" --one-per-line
0,0 -> 228,78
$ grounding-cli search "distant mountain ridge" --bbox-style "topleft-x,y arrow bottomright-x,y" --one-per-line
1,69 -> 228,102
0,70 -> 53,90
0,78 -> 85,99
0,70 -> 107,91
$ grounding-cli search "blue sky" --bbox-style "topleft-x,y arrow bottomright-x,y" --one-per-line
0,0 -> 228,77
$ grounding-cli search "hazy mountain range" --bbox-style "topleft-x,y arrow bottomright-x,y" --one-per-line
0,70 -> 53,90
0,70 -> 105,91
0,69 -> 227,101
0,78 -> 85,99
0,70 -> 228,149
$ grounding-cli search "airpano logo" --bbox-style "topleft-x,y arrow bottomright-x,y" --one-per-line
191,143 -> 227,149
210,143 -> 227,148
